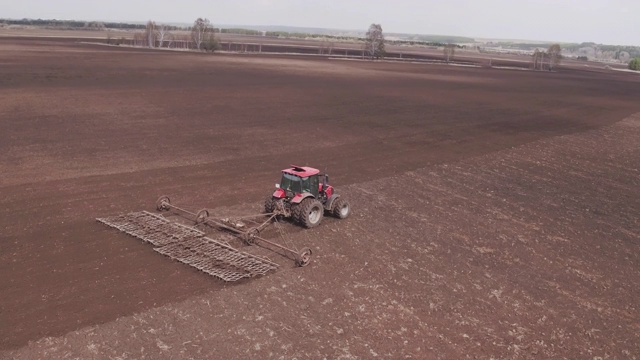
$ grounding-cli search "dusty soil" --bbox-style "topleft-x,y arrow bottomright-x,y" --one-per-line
0,37 -> 639,358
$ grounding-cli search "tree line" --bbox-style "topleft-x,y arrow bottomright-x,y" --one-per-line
531,44 -> 562,71
532,44 -> 640,71
2,18 -> 467,50
0,18 -> 182,31
11,17 -> 632,70
364,24 -> 461,63
114,18 -> 219,52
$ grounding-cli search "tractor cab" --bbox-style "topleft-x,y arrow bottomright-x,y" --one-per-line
275,165 -> 330,200
279,171 -> 319,198
278,165 -> 320,198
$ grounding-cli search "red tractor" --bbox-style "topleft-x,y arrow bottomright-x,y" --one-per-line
265,165 -> 351,228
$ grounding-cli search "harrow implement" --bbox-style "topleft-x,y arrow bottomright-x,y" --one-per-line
97,195 -> 313,282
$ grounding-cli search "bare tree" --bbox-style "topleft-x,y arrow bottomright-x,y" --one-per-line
166,33 -> 175,49
532,49 -> 547,71
175,34 -> 191,50
618,51 -> 630,63
443,44 -> 456,63
191,18 -> 214,51
364,23 -> 385,59
532,49 -> 541,70
547,44 -> 562,70
133,32 -> 145,47
157,24 -> 170,48
145,20 -> 157,48
319,40 -> 334,55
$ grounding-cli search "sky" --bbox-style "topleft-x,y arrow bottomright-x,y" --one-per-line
2,0 -> 638,45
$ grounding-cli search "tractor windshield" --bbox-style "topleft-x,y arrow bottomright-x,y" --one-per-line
280,173 -> 318,196
280,173 -> 303,194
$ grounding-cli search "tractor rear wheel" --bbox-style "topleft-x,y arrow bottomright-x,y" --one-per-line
332,197 -> 351,219
264,196 -> 277,213
294,198 -> 324,228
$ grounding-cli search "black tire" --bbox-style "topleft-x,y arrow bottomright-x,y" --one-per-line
294,198 -> 324,228
264,196 -> 277,213
296,247 -> 312,267
196,209 -> 209,224
156,195 -> 171,211
291,202 -> 303,222
332,197 -> 351,219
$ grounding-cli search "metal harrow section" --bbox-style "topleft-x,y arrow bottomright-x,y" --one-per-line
97,211 -> 278,282
155,238 -> 278,282
97,211 -> 203,247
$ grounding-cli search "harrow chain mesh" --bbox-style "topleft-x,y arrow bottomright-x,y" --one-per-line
97,211 -> 278,282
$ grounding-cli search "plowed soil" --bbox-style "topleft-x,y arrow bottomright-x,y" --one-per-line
1,37 -> 639,358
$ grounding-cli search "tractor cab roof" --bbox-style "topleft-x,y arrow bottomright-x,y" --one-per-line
282,165 -> 320,178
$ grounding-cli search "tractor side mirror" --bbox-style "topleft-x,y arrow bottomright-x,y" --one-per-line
322,175 -> 329,190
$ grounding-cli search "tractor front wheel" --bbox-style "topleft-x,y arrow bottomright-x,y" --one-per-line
294,198 -> 324,228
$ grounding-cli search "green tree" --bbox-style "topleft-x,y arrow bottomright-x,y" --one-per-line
202,32 -> 220,52
629,58 -> 640,71
365,23 -> 385,59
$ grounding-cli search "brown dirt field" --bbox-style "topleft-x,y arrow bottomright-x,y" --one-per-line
0,37 -> 639,358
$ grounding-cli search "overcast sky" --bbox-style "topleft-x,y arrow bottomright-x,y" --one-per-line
2,0 -> 638,45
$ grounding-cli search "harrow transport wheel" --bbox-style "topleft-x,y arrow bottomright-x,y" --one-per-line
196,209 -> 209,224
296,198 -> 324,228
244,228 -> 259,245
295,247 -> 312,267
156,195 -> 171,211
332,198 -> 351,219
264,196 -> 277,213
